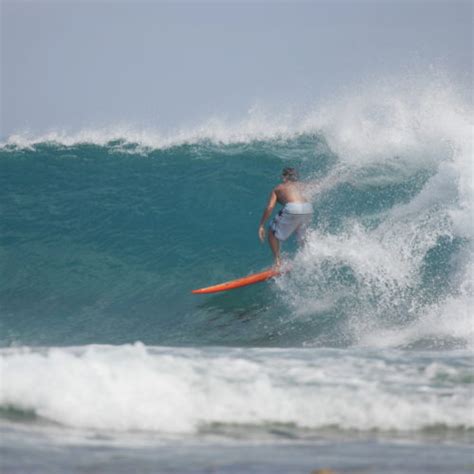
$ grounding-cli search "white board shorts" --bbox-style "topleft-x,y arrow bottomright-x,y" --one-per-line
269,202 -> 313,242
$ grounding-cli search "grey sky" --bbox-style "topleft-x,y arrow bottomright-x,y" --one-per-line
1,0 -> 472,138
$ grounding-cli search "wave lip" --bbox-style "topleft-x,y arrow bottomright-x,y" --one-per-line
0,344 -> 472,436
0,112 -> 302,152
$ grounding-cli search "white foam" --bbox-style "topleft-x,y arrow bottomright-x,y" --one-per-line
304,75 -> 472,167
359,261 -> 474,349
0,107 -> 301,152
0,344 -> 471,434
280,201 -> 473,348
269,73 -> 473,349
2,72 -> 470,160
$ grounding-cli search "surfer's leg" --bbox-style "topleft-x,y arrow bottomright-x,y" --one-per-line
296,215 -> 312,246
296,224 -> 308,246
268,230 -> 281,268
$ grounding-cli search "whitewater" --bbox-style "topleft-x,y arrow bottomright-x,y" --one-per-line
1,76 -> 473,473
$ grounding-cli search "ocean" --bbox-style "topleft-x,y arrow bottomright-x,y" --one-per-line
0,79 -> 473,473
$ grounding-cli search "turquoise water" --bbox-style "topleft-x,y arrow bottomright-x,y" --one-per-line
0,135 -> 468,349
1,80 -> 473,472
1,137 -> 327,347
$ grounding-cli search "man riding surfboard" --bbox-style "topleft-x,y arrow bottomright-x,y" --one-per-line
258,167 -> 313,268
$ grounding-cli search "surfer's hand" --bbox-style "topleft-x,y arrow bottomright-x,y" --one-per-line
258,225 -> 265,242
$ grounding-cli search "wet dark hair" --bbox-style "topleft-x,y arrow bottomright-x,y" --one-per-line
282,167 -> 298,181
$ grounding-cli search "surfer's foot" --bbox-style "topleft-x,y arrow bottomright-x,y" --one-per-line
273,258 -> 282,272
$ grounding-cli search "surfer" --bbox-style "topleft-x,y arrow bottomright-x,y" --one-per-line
258,167 -> 313,268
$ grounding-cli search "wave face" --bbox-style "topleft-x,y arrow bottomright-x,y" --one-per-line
0,78 -> 472,350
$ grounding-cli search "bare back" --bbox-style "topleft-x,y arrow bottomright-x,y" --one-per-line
274,181 -> 308,206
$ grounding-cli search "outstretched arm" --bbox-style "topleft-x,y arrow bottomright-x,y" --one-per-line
258,190 -> 277,242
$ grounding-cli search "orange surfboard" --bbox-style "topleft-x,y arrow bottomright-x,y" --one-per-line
192,268 -> 280,294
